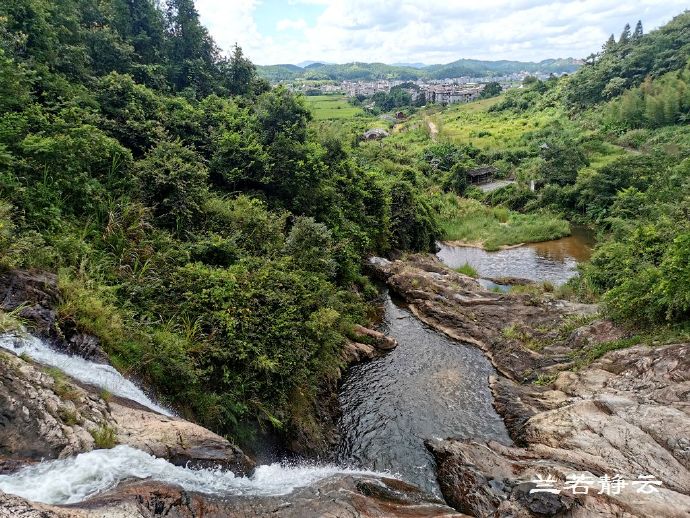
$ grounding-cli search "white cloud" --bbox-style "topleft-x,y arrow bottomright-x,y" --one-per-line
277,18 -> 309,31
195,0 -> 688,65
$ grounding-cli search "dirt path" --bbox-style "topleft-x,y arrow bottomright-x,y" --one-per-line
427,120 -> 439,140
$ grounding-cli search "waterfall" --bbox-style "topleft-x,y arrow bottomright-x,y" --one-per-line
0,446 -> 384,505
0,333 -> 172,416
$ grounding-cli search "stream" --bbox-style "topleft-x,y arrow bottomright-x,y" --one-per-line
437,227 -> 595,286
0,232 -> 595,507
0,333 -> 173,416
337,293 -> 511,496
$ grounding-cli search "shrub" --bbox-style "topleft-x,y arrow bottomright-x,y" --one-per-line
137,140 -> 209,232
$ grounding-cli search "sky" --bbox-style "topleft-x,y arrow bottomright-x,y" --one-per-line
195,1 -> 688,66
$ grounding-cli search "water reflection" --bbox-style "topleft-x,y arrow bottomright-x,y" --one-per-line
337,293 -> 511,497
437,228 -> 595,286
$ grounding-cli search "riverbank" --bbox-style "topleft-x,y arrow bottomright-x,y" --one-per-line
368,254 -> 690,517
433,196 -> 571,251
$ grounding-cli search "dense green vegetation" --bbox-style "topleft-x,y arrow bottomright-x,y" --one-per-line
0,0 -> 442,448
1,0 -> 689,452
257,58 -> 582,82
318,11 -> 690,333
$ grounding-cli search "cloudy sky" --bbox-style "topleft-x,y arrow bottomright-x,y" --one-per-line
195,1 -> 687,66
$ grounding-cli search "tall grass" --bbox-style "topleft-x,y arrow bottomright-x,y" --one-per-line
435,196 -> 570,251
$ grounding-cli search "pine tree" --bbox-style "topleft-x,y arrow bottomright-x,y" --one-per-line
632,20 -> 644,40
603,34 -> 616,53
619,23 -> 631,44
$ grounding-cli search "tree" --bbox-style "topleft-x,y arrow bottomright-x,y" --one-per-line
283,216 -> 336,277
137,140 -> 209,231
223,44 -> 256,96
632,20 -> 644,41
603,34 -> 616,53
165,0 -> 219,94
619,23 -> 631,44
480,82 -> 502,99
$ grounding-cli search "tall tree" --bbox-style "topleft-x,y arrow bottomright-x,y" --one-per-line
603,34 -> 616,53
633,20 -> 644,41
111,0 -> 166,64
619,23 -> 631,44
165,0 -> 218,94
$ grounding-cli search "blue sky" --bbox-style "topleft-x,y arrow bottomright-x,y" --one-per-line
195,1 -> 688,66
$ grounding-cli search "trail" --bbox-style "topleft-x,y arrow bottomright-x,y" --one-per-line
427,120 -> 439,140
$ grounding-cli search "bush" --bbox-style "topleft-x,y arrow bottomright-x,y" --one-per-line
137,140 -> 209,232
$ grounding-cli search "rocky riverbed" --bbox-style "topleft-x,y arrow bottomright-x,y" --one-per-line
369,254 -> 690,517
2,257 -> 689,517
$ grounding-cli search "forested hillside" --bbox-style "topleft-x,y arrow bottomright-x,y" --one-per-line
257,58 -> 582,82
0,0 -> 439,448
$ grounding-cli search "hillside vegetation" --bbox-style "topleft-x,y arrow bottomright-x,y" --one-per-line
0,0 -> 440,448
257,58 -> 582,82
317,12 -> 690,333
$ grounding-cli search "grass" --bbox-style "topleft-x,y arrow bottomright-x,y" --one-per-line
90,424 -> 117,449
304,95 -> 365,121
0,307 -> 27,333
455,263 -> 478,278
433,97 -> 562,152
435,196 -> 570,251
46,367 -> 81,402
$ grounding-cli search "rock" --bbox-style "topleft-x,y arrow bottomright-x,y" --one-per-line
0,270 -> 60,335
342,341 -> 378,363
0,351 -> 255,476
428,343 -> 690,517
0,270 -> 109,364
352,324 -> 398,351
110,402 -> 254,474
0,350 -> 110,462
367,254 -> 598,380
0,475 -> 467,517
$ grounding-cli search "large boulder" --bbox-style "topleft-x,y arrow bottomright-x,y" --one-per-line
428,343 -> 690,517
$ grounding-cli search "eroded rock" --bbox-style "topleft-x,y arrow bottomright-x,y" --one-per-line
0,476 -> 467,517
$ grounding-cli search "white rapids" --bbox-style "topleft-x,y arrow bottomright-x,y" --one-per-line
0,333 -> 172,416
0,446 -> 386,505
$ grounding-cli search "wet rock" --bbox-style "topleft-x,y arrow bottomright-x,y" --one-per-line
0,350 -> 109,462
110,402 -> 254,475
353,324 -> 398,351
428,343 -> 690,517
0,270 -> 60,335
0,475 -> 467,517
0,270 -> 109,364
0,351 -> 255,476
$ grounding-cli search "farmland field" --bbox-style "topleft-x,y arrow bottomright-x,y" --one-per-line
304,95 -> 365,120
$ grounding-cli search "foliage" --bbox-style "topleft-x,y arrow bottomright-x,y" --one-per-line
433,196 -> 570,251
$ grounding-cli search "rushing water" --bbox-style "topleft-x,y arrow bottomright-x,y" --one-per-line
0,445 -> 384,505
0,333 -> 172,416
437,227 -> 595,286
337,293 -> 511,497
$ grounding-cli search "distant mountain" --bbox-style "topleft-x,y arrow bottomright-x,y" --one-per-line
392,62 -> 428,69
296,60 -> 335,68
257,58 -> 582,82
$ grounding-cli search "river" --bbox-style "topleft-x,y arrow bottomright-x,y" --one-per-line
337,292 -> 511,496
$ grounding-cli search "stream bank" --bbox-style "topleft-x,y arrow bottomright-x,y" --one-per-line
368,254 -> 690,517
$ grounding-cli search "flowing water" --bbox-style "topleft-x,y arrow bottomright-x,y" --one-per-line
0,333 -> 172,416
337,293 -> 511,497
437,227 -> 595,286
0,445 -> 383,505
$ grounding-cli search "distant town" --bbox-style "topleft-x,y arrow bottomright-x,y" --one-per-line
283,71 -> 566,106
